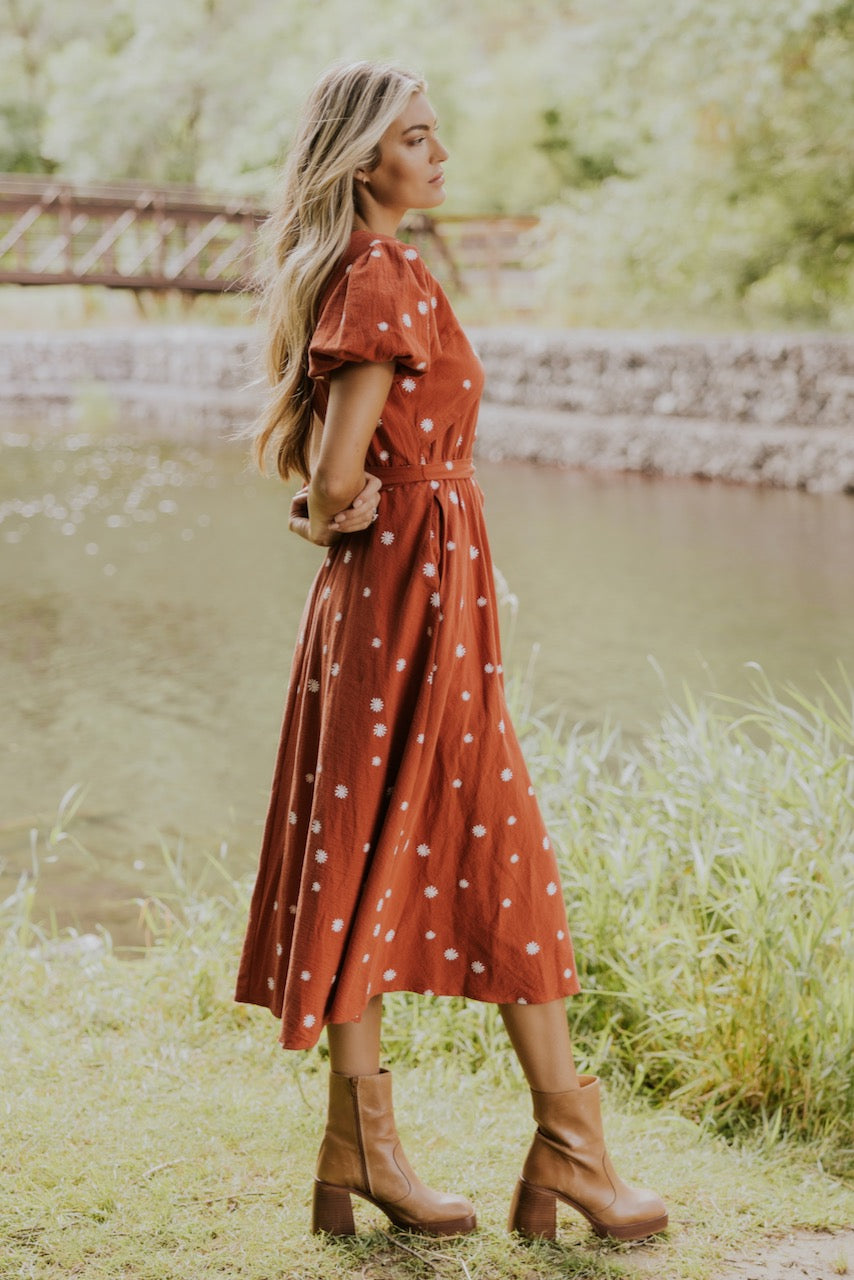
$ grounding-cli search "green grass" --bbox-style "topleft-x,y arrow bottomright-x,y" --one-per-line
1,670 -> 852,1277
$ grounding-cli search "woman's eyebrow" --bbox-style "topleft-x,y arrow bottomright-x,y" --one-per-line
401,119 -> 438,135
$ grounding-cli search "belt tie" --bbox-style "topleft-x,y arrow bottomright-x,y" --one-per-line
368,458 -> 474,485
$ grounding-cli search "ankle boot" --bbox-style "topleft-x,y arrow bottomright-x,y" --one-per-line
312,1068 -> 477,1236
508,1075 -> 668,1242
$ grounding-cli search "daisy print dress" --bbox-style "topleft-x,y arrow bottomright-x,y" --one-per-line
235,229 -> 580,1049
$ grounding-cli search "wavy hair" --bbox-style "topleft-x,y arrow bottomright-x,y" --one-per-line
250,60 -> 426,481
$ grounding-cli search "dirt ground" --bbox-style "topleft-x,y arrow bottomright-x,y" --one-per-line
715,1229 -> 853,1280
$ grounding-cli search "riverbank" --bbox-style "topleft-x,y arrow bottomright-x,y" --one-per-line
2,326 -> 853,491
2,927 -> 852,1280
4,672 -> 852,1275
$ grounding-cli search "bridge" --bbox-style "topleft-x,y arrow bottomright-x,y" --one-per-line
0,174 -> 536,301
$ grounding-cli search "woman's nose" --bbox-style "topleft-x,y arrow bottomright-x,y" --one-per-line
433,139 -> 449,163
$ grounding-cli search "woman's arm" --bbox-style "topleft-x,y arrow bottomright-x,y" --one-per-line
308,360 -> 394,544
288,473 -> 382,546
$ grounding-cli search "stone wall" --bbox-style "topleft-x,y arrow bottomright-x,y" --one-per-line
1,326 -> 853,491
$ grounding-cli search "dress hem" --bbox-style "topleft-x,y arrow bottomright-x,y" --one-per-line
235,976 -> 582,1052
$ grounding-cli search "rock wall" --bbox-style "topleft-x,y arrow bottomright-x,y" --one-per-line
1,326 -> 853,491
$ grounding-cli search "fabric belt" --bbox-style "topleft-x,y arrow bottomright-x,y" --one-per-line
368,458 -> 475,485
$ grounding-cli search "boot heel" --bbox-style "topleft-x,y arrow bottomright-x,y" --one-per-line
311,1180 -> 356,1235
509,1179 -> 556,1239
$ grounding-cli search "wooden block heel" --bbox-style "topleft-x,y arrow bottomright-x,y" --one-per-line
508,1178 -> 557,1239
311,1180 -> 356,1235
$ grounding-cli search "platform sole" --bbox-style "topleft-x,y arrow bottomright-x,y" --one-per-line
312,1179 -> 477,1237
509,1176 -> 668,1243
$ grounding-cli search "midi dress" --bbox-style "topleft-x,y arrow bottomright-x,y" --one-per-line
235,228 -> 580,1050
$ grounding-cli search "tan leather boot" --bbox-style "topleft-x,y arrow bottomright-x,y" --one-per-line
312,1069 -> 477,1236
509,1075 -> 668,1242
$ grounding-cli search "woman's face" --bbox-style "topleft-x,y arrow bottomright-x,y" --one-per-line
360,92 -> 449,229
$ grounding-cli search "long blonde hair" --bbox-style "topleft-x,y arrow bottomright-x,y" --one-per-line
251,60 -> 426,481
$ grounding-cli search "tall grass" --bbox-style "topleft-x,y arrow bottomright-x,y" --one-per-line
3,669 -> 852,1174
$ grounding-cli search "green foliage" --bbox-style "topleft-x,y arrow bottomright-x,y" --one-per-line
4,671 -> 852,1176
1,0 -> 851,323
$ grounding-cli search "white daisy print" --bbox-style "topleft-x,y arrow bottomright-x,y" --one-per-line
547,882 -> 558,896
471,960 -> 485,974
334,784 -> 348,799
380,529 -> 395,545
424,885 -> 439,899
370,697 -> 384,712
377,320 -> 389,330
422,562 -> 436,578
332,918 -> 344,932
402,312 -> 412,327
501,768 -> 513,781
402,377 -> 416,393
307,678 -> 320,693
383,968 -> 397,981
444,948 -> 459,961
472,824 -> 487,838
315,849 -> 328,863
526,941 -> 540,955
396,658 -> 406,671
420,418 -> 434,433
303,1014 -> 316,1028
373,722 -> 387,737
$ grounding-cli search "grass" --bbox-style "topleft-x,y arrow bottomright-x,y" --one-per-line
1,669 -> 853,1277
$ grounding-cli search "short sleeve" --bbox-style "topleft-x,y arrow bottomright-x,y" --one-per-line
308,239 -> 441,382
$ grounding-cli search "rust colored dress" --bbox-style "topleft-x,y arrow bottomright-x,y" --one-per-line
235,229 -> 580,1050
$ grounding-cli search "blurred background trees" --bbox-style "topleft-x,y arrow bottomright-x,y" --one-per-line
1,0 -> 851,326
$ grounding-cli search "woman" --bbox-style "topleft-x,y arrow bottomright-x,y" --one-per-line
235,60 -> 667,1244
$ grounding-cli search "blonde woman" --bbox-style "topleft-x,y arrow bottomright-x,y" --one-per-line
236,60 -> 667,1244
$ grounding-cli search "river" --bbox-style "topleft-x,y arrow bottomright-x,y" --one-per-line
1,429 -> 851,943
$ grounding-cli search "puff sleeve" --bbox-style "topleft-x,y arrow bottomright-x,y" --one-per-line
308,239 -> 441,382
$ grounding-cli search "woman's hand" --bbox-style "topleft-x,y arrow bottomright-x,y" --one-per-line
289,473 -> 381,547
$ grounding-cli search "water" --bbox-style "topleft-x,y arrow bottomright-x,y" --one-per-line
1,429 -> 851,943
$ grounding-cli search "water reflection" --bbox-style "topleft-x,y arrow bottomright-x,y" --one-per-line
1,429 -> 851,942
